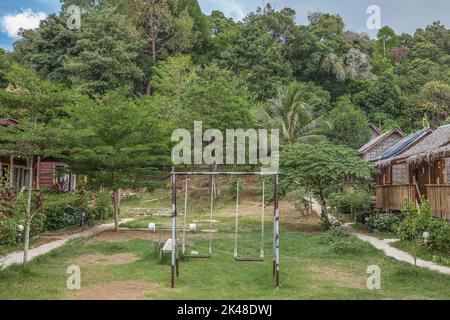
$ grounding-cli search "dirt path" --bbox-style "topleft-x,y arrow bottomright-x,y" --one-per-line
343,223 -> 450,276
0,219 -> 134,270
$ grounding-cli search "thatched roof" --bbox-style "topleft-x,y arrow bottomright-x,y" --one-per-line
374,128 -> 431,168
358,128 -> 405,154
369,123 -> 381,136
392,124 -> 450,165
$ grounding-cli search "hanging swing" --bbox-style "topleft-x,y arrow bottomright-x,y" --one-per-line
182,177 -> 214,259
233,178 -> 265,262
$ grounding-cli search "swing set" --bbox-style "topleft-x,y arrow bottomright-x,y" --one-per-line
170,171 -> 280,289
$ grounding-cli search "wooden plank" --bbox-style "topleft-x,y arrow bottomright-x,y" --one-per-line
426,185 -> 450,220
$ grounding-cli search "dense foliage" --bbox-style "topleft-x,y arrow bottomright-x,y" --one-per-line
1,1 -> 449,244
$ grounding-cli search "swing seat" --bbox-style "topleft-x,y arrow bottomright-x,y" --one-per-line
234,256 -> 264,262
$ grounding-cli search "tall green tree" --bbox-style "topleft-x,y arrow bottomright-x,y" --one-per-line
211,7 -> 293,100
14,10 -> 146,96
0,65 -> 74,263
281,142 -> 373,225
66,87 -> 171,230
328,96 -> 371,149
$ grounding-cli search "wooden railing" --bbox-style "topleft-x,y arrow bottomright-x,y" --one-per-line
376,185 -> 416,211
426,185 -> 450,221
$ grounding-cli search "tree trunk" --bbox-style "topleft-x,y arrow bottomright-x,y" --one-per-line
146,34 -> 158,95
23,156 -> 34,264
36,156 -> 41,190
318,190 -> 329,225
112,171 -> 119,231
113,189 -> 119,231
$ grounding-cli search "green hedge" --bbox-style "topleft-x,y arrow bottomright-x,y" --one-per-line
42,193 -> 90,231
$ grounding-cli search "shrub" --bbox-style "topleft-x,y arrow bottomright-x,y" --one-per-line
396,200 -> 432,241
286,188 -> 311,215
229,179 -> 244,200
42,193 -> 89,231
426,218 -> 450,254
329,189 -> 372,216
91,192 -> 113,221
370,213 -> 401,232
0,216 -> 20,245
331,239 -> 355,253
328,224 -> 348,238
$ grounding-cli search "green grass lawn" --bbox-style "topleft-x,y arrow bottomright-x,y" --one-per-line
2,189 -> 449,300
1,230 -> 449,300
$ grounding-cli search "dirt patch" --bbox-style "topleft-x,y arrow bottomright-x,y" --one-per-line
69,280 -> 157,300
69,252 -> 139,267
309,264 -> 366,289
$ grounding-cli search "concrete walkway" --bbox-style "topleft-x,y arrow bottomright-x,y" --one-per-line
309,196 -> 449,275
343,223 -> 450,276
0,219 -> 134,270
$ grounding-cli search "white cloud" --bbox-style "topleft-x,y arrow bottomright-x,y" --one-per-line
202,0 -> 247,21
1,9 -> 47,38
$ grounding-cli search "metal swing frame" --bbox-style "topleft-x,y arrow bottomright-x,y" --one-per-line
233,178 -> 265,262
170,171 -> 280,289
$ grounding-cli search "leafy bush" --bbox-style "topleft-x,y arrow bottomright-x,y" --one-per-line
42,193 -> 89,231
329,189 -> 372,216
0,216 -> 20,245
286,188 -> 310,215
426,218 -> 450,254
229,179 -> 244,200
432,256 -> 450,266
91,192 -> 113,221
396,200 -> 432,241
0,190 -> 45,245
331,239 -> 355,253
122,194 -> 141,203
370,213 -> 401,232
327,224 -> 348,238
321,224 -> 355,253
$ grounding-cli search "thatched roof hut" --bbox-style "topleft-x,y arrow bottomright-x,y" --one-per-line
374,128 -> 432,168
358,128 -> 405,162
392,124 -> 450,165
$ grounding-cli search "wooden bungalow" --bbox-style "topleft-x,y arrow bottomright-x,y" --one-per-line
0,118 -> 77,191
374,128 -> 432,211
358,128 -> 405,162
374,124 -> 450,220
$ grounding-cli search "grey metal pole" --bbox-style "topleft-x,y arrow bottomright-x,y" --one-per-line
274,174 -> 280,288
272,175 -> 276,278
171,173 -> 177,288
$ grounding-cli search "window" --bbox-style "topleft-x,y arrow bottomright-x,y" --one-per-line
392,164 -> 408,185
13,166 -> 30,189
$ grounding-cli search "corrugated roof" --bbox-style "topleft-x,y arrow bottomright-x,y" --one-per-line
374,128 -> 431,167
393,124 -> 450,164
358,128 -> 406,154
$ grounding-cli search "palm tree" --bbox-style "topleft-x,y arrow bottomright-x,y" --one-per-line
267,82 -> 331,145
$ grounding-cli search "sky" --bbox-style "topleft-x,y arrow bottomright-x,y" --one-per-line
1,0 -> 450,51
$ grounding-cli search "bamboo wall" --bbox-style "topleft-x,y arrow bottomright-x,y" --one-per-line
426,185 -> 450,221
376,185 -> 416,211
